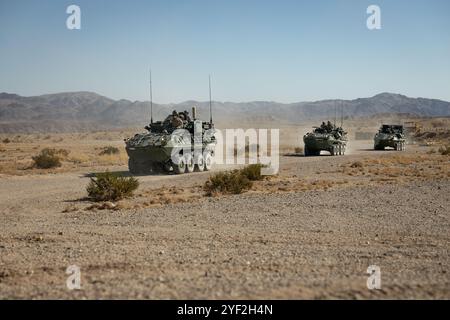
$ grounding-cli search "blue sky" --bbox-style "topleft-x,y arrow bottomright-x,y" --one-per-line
0,0 -> 449,103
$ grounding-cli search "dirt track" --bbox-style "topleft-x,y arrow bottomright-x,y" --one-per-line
0,142 -> 449,299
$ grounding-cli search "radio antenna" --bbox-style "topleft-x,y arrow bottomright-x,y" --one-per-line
149,68 -> 153,124
209,75 -> 213,124
340,101 -> 344,127
334,101 -> 337,127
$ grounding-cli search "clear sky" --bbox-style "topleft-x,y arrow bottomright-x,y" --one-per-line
0,0 -> 449,103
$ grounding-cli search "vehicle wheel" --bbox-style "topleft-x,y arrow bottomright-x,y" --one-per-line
185,154 -> 195,173
204,152 -> 213,171
173,155 -> 186,174
374,144 -> 382,150
338,145 -> 342,155
128,158 -> 140,174
195,154 -> 205,172
330,146 -> 336,156
342,146 -> 346,155
162,162 -> 172,173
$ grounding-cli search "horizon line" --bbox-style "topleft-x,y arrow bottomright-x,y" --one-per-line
1,90 -> 450,105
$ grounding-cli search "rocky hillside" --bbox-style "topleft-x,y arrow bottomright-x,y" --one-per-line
0,91 -> 449,133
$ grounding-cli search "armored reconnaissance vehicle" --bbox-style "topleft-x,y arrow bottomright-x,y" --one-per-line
125,74 -> 216,174
303,121 -> 348,156
374,125 -> 406,151
125,107 -> 216,174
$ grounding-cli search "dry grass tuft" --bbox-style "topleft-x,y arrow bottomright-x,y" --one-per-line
294,147 -> 303,154
204,164 -> 266,196
32,148 -> 63,169
99,146 -> 120,155
86,171 -> 139,202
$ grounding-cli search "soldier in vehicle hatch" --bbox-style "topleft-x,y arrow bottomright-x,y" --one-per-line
171,111 -> 183,128
326,121 -> 333,132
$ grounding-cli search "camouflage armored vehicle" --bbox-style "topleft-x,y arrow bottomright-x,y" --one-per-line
374,124 -> 406,151
125,108 -> 216,174
303,121 -> 348,156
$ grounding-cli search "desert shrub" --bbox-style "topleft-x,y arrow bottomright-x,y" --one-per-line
294,147 -> 303,154
86,171 -> 139,201
2,138 -> 10,144
350,161 -> 363,168
438,146 -> 450,156
99,146 -> 120,155
240,163 -> 265,181
32,148 -> 62,169
204,171 -> 252,195
203,164 -> 266,196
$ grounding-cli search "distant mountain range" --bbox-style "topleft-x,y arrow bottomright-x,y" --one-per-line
0,91 -> 449,133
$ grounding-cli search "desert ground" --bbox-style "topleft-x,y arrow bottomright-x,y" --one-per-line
0,123 -> 449,299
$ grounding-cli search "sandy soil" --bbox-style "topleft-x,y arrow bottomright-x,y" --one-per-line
0,138 -> 449,299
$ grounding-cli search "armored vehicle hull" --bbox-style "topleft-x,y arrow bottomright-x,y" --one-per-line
374,125 -> 406,151
303,122 -> 348,156
125,110 -> 216,174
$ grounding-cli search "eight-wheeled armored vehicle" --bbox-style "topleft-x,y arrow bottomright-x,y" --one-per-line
374,125 -> 406,151
125,108 -> 216,174
303,121 -> 348,156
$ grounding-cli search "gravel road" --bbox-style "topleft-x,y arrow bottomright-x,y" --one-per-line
0,142 -> 449,299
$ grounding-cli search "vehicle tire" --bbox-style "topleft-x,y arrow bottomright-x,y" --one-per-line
185,154 -> 195,173
128,158 -> 140,174
173,155 -> 186,174
204,152 -> 213,171
162,162 -> 172,173
330,145 -> 336,156
195,154 -> 205,172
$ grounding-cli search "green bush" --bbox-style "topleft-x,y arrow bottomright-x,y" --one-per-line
87,171 -> 139,201
32,148 -> 62,169
99,146 -> 120,155
240,163 -> 265,181
204,171 -> 252,195
204,164 -> 265,196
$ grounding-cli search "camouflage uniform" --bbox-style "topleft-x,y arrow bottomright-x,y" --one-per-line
170,110 -> 183,128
